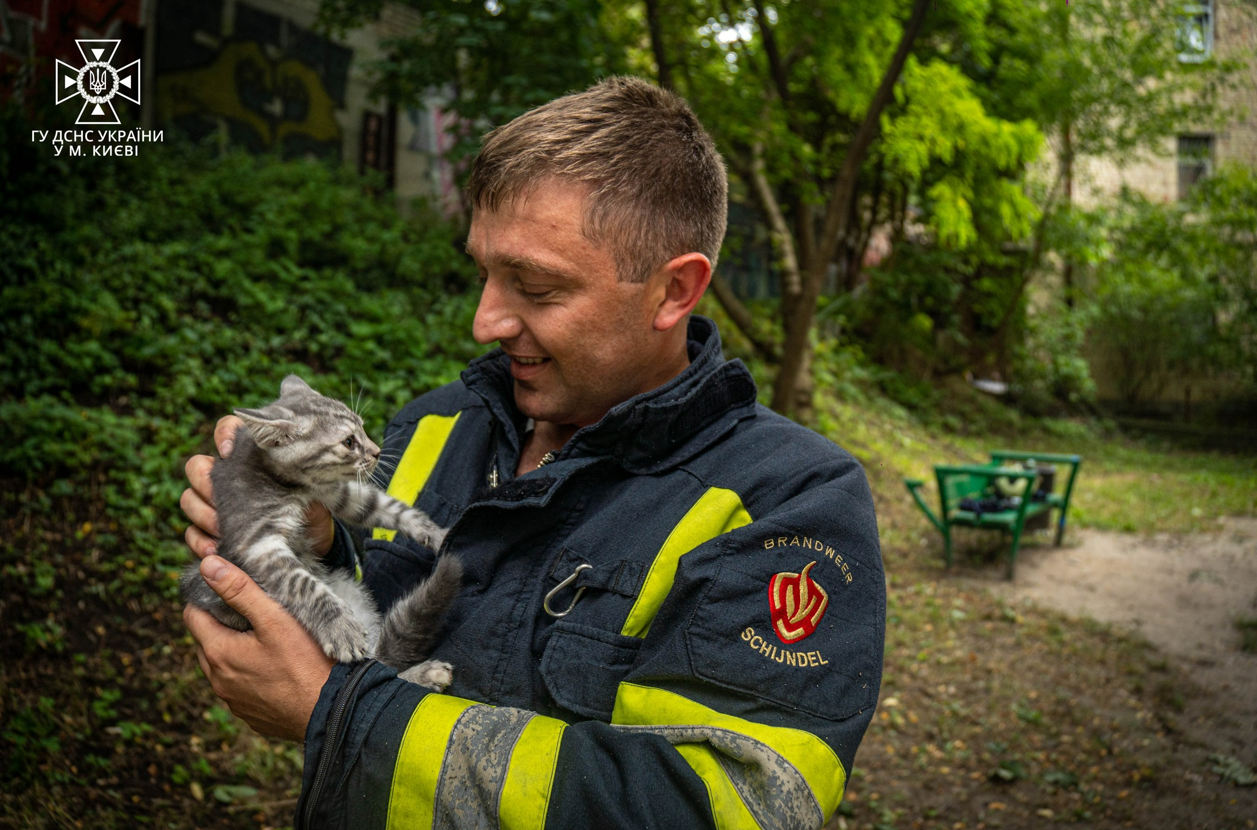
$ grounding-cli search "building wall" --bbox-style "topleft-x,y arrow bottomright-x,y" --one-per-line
0,0 -> 459,211
1081,0 -> 1257,205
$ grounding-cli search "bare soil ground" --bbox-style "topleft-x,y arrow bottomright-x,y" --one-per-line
908,520 -> 1257,830
986,519 -> 1257,760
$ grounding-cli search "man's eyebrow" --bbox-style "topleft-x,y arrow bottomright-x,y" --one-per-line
468,248 -> 578,282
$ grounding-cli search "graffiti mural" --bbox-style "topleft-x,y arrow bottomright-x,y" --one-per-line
154,0 -> 351,158
1,0 -> 145,102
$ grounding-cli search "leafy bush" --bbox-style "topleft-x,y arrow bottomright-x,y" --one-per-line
1012,302 -> 1097,415
1,104 -> 481,595
1070,169 -> 1257,407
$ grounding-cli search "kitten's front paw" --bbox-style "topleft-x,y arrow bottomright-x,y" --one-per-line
319,617 -> 371,663
398,660 -> 453,691
398,512 -> 447,551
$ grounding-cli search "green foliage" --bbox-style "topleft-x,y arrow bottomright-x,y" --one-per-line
1208,753 -> 1257,787
0,104 -> 481,598
1064,167 -> 1257,405
319,0 -> 621,166
2,697 -> 66,785
1237,618 -> 1257,654
1013,302 -> 1097,414
882,57 -> 1042,250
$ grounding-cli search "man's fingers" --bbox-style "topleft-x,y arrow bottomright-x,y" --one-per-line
180,485 -> 220,540
185,455 -> 216,506
194,642 -> 212,681
184,603 -> 227,655
215,415 -> 242,457
185,524 -> 217,559
305,502 -> 335,558
200,556 -> 283,631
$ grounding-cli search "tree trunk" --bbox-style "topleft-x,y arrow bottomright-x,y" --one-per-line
644,0 -> 674,91
708,272 -> 779,361
770,0 -> 932,418
1062,117 -> 1075,309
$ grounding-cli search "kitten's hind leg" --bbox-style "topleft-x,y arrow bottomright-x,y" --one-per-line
397,660 -> 453,691
331,482 -> 447,550
374,555 -> 463,670
243,534 -> 371,662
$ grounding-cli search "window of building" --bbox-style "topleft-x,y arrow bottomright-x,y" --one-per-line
1177,134 -> 1214,199
1177,1 -> 1214,63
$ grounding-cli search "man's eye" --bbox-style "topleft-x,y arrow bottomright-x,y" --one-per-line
343,436 -> 356,449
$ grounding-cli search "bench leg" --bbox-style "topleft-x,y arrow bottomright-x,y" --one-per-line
1054,512 -> 1067,547
1007,527 -> 1023,580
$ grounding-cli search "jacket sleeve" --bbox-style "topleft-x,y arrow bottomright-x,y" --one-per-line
295,461 -> 885,830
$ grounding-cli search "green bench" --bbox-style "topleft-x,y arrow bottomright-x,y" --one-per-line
904,451 -> 1082,578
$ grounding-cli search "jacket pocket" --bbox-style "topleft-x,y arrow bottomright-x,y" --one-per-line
540,621 -> 643,721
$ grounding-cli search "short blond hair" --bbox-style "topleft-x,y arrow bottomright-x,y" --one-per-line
466,76 -> 727,283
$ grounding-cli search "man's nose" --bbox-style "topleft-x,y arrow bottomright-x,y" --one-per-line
472,277 -> 523,345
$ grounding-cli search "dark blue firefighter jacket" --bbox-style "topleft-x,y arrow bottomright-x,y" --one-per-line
294,316 -> 885,830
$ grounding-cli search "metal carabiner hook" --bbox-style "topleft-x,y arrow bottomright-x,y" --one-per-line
543,563 -> 592,618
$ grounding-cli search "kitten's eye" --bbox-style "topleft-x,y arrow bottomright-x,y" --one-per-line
343,436 -> 356,450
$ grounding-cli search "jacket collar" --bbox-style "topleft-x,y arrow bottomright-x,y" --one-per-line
461,316 -> 758,474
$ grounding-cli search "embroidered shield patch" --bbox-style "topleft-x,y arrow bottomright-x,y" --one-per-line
768,561 -> 828,644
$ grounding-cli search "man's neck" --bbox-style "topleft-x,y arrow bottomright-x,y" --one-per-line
516,420 -> 579,477
513,333 -> 695,477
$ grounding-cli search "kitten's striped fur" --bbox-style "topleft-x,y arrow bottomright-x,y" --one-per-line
181,374 -> 461,690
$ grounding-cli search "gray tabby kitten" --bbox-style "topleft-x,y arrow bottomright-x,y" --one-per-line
181,374 -> 461,690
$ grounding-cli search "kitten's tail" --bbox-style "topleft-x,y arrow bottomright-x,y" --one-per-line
374,555 -> 463,670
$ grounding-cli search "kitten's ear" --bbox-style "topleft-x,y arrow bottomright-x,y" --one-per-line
235,405 -> 301,447
280,375 -> 315,399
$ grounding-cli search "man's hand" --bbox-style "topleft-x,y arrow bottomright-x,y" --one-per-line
184,555 -> 335,741
181,415 -> 334,559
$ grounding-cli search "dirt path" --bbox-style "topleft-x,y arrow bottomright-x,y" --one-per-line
976,517 -> 1257,766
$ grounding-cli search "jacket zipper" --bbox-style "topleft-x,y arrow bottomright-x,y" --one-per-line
300,659 -> 376,829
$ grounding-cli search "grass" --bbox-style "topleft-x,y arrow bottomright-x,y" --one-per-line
1238,618 -> 1257,654
809,377 -> 1257,538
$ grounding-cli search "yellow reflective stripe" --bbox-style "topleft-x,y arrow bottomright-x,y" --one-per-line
498,715 -> 567,830
621,487 -> 752,638
385,694 -> 477,830
374,412 -> 462,541
612,682 -> 846,820
675,744 -> 759,830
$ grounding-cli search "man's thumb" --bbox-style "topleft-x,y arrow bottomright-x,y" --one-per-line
202,556 -> 276,627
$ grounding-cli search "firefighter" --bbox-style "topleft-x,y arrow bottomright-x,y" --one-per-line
181,76 -> 885,830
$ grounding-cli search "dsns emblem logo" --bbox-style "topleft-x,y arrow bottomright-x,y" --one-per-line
54,40 -> 141,126
768,561 -> 828,644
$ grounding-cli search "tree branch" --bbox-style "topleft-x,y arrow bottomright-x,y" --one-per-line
708,271 -> 780,361
771,0 -> 932,416
752,0 -> 792,107
749,140 -> 803,298
817,0 -> 931,265
643,0 -> 674,91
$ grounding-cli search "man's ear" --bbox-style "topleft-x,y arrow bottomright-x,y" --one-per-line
652,253 -> 712,332
234,405 -> 301,447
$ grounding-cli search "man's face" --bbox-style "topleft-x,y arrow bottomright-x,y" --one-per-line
467,181 -> 680,428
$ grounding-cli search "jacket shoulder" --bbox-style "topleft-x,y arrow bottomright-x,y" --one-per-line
695,403 -> 869,494
386,380 -> 483,434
